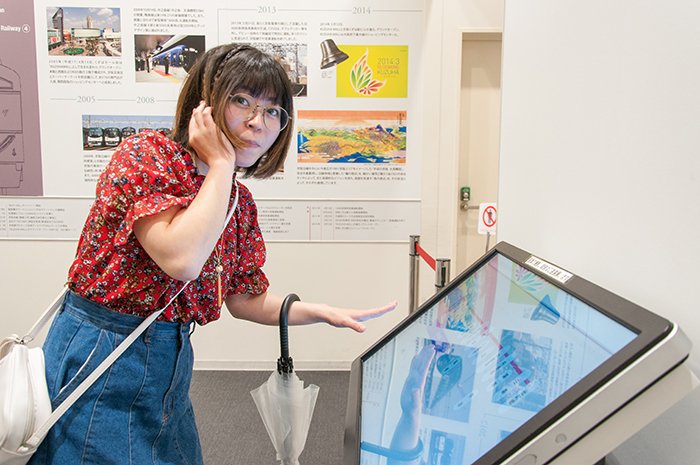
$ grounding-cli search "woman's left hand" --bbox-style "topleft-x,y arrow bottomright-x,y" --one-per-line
316,301 -> 398,332
226,293 -> 398,333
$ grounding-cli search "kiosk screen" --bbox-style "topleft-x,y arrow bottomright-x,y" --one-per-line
359,252 -> 637,465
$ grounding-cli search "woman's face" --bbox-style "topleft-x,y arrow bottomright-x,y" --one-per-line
224,92 -> 283,168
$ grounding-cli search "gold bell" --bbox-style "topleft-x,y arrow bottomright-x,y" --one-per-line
320,39 -> 349,69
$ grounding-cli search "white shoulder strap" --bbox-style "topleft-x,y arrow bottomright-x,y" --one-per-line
26,184 -> 240,447
22,286 -> 69,344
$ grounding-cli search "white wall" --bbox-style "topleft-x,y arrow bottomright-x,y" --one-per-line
498,0 -> 700,370
0,242 -> 75,337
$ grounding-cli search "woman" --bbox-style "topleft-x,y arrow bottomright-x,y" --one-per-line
30,44 -> 396,465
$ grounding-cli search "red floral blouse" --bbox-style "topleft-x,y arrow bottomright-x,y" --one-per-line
67,130 -> 269,325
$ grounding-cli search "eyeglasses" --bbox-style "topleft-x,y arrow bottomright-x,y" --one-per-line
228,93 -> 290,132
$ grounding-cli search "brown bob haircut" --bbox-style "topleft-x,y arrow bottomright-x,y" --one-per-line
172,44 -> 294,178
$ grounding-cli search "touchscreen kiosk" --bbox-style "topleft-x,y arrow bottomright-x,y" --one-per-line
344,242 -> 692,465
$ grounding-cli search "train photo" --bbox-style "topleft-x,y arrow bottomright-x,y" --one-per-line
135,35 -> 205,80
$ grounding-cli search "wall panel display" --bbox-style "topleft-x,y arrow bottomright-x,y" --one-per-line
0,0 -> 424,241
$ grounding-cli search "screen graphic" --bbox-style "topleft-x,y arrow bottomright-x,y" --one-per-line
359,253 -> 637,465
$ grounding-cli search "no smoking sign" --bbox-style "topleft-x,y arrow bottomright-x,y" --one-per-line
478,203 -> 497,235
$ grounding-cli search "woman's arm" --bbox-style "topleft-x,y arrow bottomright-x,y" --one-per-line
133,102 -> 236,281
225,292 -> 397,332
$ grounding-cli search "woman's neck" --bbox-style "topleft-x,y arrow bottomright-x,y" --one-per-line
192,153 -> 210,175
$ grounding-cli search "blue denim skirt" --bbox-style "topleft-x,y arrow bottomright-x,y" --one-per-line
29,291 -> 203,465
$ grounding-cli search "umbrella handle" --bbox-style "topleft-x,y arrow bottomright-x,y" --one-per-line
278,293 -> 300,374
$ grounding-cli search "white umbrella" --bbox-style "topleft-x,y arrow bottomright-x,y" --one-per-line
251,294 -> 320,465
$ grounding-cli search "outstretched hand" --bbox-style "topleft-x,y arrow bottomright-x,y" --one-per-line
320,301 -> 398,332
226,293 -> 398,331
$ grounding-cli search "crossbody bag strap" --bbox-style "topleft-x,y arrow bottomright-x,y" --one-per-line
21,286 -> 69,344
26,183 -> 240,447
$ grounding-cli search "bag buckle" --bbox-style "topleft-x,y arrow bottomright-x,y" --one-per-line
0,334 -> 22,357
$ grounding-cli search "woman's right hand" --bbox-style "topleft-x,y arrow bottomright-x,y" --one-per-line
188,101 -> 236,170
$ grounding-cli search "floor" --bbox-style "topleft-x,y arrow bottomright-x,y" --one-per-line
190,370 -> 700,465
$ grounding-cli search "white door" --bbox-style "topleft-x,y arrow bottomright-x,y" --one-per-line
456,33 -> 502,272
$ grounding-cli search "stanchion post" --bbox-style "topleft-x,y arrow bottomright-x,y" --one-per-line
435,258 -> 451,292
409,235 -> 420,314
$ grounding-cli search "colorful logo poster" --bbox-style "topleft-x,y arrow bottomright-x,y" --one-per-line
336,45 -> 408,98
297,110 -> 407,163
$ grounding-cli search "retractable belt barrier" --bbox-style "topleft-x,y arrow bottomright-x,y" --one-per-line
408,235 -> 450,314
